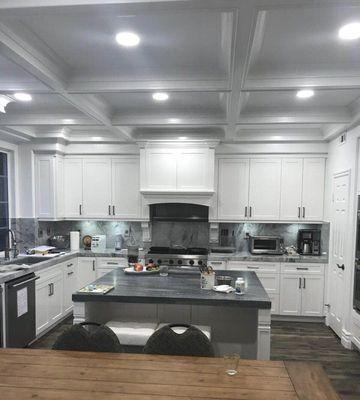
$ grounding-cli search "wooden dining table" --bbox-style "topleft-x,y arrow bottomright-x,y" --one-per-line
0,348 -> 340,400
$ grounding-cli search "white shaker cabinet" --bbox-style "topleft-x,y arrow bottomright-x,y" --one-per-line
112,158 -> 140,219
248,158 -> 281,220
35,154 -> 64,220
301,158 -> 325,221
217,159 -> 249,220
82,158 -> 112,218
279,264 -> 325,317
64,158 -> 83,218
63,259 -> 78,314
143,148 -> 177,190
77,257 -> 97,289
280,158 -> 303,221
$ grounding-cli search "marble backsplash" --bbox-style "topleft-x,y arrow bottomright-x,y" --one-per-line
218,222 -> 330,255
10,218 -> 329,255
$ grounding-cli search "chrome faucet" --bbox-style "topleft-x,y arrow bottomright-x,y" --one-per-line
4,229 -> 19,260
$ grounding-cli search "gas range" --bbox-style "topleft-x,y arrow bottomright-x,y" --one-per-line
145,247 -> 208,267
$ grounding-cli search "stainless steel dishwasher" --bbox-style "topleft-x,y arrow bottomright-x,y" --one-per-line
4,273 -> 38,347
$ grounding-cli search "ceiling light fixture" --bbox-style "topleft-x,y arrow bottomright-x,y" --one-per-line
169,118 -> 180,123
14,92 -> 32,102
178,136 -> 187,140
0,95 -> 14,113
152,92 -> 169,101
296,89 -> 314,99
338,22 -> 360,40
115,31 -> 140,47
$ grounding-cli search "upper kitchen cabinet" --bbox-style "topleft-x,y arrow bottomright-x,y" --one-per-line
217,159 -> 249,220
280,158 -> 326,222
35,154 -> 64,220
140,144 -> 215,193
249,159 -> 282,220
112,158 -> 141,219
217,156 -> 326,222
63,156 -> 141,220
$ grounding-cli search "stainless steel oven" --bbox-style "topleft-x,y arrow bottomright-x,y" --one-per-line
249,235 -> 285,255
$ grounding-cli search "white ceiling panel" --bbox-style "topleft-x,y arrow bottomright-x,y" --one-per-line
12,10 -> 231,81
248,5 -> 360,79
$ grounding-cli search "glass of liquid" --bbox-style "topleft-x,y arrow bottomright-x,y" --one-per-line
159,265 -> 169,277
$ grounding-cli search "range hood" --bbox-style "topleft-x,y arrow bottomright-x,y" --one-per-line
150,203 -> 209,222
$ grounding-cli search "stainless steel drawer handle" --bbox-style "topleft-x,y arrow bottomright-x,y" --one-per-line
248,266 -> 259,269
67,271 -> 74,276
106,262 -> 119,265
67,263 -> 73,268
296,267 -> 309,270
10,276 -> 39,288
211,262 -> 223,265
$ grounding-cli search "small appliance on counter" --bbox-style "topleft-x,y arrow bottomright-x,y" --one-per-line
115,234 -> 125,251
91,235 -> 106,252
297,229 -> 321,255
248,235 -> 285,255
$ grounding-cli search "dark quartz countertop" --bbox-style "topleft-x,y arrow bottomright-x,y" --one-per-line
72,269 -> 271,309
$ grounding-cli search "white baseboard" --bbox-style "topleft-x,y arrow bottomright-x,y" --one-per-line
271,315 -> 325,323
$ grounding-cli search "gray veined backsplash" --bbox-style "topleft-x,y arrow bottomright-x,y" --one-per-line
218,223 -> 330,255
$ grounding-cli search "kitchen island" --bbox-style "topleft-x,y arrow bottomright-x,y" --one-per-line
72,269 -> 271,360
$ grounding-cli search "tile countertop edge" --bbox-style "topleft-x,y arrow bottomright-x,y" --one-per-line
0,250 -> 128,284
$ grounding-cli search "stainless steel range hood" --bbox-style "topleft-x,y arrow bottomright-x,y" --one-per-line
150,203 -> 209,222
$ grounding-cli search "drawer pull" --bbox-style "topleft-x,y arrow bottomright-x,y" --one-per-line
106,262 -> 119,265
67,271 -> 74,276
337,263 -> 345,271
211,261 -> 223,265
296,267 -> 309,270
67,263 -> 73,268
248,266 -> 259,270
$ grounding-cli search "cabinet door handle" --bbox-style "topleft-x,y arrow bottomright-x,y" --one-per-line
67,263 -> 73,268
113,205 -> 115,216
303,277 -> 306,289
298,207 -> 301,218
92,260 -> 96,271
67,271 -> 74,276
79,204 -> 82,216
48,283 -> 52,296
336,263 -> 345,271
245,206 -> 247,218
108,205 -> 111,216
249,206 -> 252,218
303,207 -> 305,218
299,277 -> 302,289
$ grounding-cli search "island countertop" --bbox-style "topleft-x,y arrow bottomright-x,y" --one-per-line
72,269 -> 271,309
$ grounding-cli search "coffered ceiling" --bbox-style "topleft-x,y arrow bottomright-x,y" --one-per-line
0,0 -> 360,144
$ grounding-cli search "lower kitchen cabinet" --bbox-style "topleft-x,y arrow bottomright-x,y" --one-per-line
96,257 -> 127,278
279,263 -> 325,317
77,257 -> 96,289
63,259 -> 78,314
35,267 -> 64,335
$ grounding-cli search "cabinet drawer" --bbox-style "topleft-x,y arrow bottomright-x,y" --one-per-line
207,260 -> 227,270
227,261 -> 280,273
96,257 -> 127,268
281,263 -> 325,275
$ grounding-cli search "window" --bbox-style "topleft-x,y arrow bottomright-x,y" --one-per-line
0,152 -> 9,251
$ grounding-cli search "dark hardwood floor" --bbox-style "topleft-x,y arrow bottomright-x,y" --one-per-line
30,318 -> 360,400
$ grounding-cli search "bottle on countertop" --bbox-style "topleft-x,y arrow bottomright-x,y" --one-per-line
235,277 -> 245,295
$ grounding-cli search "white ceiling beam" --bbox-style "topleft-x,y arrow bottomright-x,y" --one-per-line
244,76 -> 360,91
67,79 -> 230,94
238,111 -> 351,125
0,127 -> 33,142
111,115 -> 225,126
226,5 -> 259,139
0,114 -> 98,126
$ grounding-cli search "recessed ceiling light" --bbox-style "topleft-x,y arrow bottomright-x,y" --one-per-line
169,118 -> 180,123
14,92 -> 32,102
0,95 -> 13,113
152,92 -> 169,102
296,89 -> 314,99
178,136 -> 187,140
115,31 -> 140,47
338,22 -> 360,40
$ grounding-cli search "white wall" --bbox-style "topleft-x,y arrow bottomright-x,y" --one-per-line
324,126 -> 360,342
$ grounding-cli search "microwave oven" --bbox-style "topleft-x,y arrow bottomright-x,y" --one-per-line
248,235 -> 285,255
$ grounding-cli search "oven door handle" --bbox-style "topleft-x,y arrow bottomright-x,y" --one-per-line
9,276 -> 39,288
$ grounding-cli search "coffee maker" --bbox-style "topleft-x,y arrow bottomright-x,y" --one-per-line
297,229 -> 321,255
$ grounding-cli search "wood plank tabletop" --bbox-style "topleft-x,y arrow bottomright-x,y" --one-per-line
0,349 -> 340,400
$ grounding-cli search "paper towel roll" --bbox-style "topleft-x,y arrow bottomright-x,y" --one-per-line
70,231 -> 80,251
